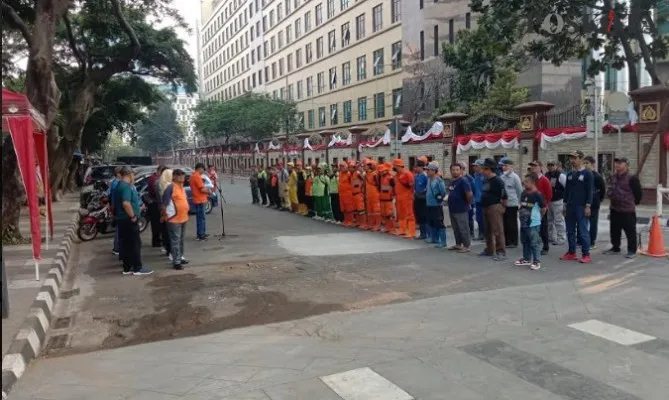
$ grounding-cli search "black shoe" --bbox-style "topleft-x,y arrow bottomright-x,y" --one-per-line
541,249 -> 548,255
506,244 -> 517,249
203,234 -> 210,238
196,237 -> 208,241
180,259 -> 190,265
173,264 -> 183,270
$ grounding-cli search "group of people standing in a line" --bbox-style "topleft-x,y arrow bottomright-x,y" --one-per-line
108,163 -> 216,274
252,150 -> 643,270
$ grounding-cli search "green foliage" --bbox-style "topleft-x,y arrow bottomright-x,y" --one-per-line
470,68 -> 530,116
102,130 -> 143,162
135,101 -> 184,154
2,73 -> 26,93
194,93 -> 299,143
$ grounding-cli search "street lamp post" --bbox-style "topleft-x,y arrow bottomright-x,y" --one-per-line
586,78 -> 601,163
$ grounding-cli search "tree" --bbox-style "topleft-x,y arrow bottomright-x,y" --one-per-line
135,101 -> 184,154
101,130 -> 142,163
194,93 -> 299,144
402,46 -> 453,125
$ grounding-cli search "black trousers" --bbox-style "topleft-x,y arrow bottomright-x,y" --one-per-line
503,206 -> 519,246
161,221 -> 171,254
414,197 -> 427,225
610,210 -> 637,253
258,179 -> 267,204
269,186 -> 280,206
118,219 -> 143,272
540,213 -> 549,251
306,196 -> 314,216
251,184 -> 260,203
330,193 -> 343,221
427,206 -> 445,229
147,203 -> 162,247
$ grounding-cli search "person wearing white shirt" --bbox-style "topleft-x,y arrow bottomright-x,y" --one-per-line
545,161 -> 567,245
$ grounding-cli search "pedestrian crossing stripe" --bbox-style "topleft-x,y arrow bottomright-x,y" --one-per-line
320,367 -> 414,400
568,319 -> 656,346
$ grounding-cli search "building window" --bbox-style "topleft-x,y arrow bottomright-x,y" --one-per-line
329,67 -> 337,89
356,14 -> 365,40
327,0 -> 335,19
270,10 -> 275,26
342,61 -> 351,85
315,4 -> 323,26
295,18 -> 302,37
319,107 -> 326,127
305,11 -> 312,32
433,25 -> 439,56
316,37 -> 324,58
391,0 -> 401,23
374,92 -> 385,118
296,48 -> 303,67
287,54 -> 293,72
271,62 -> 276,79
286,25 -> 292,43
286,0 -> 292,14
465,12 -> 471,29
357,97 -> 368,121
373,48 -> 384,75
279,58 -> 284,75
449,19 -> 454,44
391,41 -> 402,70
330,103 -> 338,125
288,84 -> 294,100
306,43 -> 313,63
297,80 -> 303,99
419,30 -> 424,60
372,5 -> 383,32
308,109 -> 315,129
340,0 -> 349,10
604,65 -> 617,91
392,88 -> 402,115
356,55 -> 367,80
343,100 -> 352,123
278,31 -> 284,48
271,36 -> 276,53
279,87 -> 284,99
317,72 -> 325,93
277,5 -> 283,21
340,23 -> 351,48
306,76 -> 313,96
328,30 -> 336,53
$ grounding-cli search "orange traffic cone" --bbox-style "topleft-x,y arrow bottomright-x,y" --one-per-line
640,215 -> 668,257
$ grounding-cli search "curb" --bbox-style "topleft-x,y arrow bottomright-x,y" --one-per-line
1,213 -> 79,399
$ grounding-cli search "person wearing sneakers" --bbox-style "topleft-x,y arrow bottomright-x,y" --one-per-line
349,160 -> 366,227
115,166 -> 152,276
582,156 -> 606,249
392,158 -> 416,238
162,169 -> 190,270
364,159 -> 382,231
426,162 -> 447,248
447,163 -> 473,252
191,163 -> 211,241
499,157 -> 523,248
378,163 -> 396,233
480,158 -> 508,261
603,157 -> 642,259
515,173 -> 546,270
312,163 -> 333,220
561,150 -> 594,263
414,157 -> 429,240
545,161 -> 567,245
328,166 -> 343,222
529,161 -> 552,255
339,161 -> 355,226
471,159 -> 486,241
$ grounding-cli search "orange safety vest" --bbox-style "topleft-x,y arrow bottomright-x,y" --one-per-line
351,171 -> 363,195
339,171 -> 352,193
365,171 -> 380,197
395,170 -> 414,200
379,174 -> 394,201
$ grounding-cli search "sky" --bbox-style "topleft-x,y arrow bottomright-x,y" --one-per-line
173,0 -> 200,65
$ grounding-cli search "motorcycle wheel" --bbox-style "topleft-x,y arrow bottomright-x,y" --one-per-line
77,222 -> 98,241
138,216 -> 149,233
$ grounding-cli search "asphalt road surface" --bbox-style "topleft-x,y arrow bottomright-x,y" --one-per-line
10,177 -> 668,400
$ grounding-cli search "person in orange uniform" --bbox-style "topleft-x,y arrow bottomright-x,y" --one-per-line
338,161 -> 355,226
364,159 -> 381,231
378,163 -> 395,233
392,159 -> 416,238
348,160 -> 366,228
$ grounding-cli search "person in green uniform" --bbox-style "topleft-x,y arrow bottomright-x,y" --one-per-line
312,163 -> 334,220
328,165 -> 343,222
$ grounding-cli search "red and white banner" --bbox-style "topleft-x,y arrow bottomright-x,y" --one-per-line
537,127 -> 588,149
456,130 -> 520,154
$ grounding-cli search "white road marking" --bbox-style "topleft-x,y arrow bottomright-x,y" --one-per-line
276,233 -> 424,256
320,367 -> 414,400
568,319 -> 656,346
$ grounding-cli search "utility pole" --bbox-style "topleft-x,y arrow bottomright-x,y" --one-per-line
284,75 -> 290,165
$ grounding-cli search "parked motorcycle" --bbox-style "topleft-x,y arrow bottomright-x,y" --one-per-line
77,196 -> 148,241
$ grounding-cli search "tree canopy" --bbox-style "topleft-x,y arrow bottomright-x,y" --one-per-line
135,101 -> 184,154
194,93 -> 300,144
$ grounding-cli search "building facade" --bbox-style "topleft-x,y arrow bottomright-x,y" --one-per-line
157,85 -> 201,145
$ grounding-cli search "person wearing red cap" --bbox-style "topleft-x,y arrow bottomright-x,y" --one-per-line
364,159 -> 381,231
339,161 -> 355,226
378,163 -> 395,233
392,158 -> 416,238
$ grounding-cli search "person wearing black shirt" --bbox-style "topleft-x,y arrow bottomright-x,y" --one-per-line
583,156 -> 606,248
561,151 -> 594,264
479,158 -> 508,261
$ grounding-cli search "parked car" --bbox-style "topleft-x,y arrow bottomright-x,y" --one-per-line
134,173 -> 218,214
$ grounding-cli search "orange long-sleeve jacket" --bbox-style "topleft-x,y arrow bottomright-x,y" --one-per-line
365,170 -> 380,201
395,169 -> 415,200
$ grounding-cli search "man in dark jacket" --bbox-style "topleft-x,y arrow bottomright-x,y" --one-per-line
479,158 -> 508,261
145,165 -> 165,248
561,150 -> 594,264
603,157 -> 643,258
583,156 -> 606,249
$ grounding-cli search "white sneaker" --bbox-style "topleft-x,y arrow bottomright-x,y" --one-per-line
168,254 -> 173,262
160,248 -> 167,254
530,262 -> 541,270
514,259 -> 531,266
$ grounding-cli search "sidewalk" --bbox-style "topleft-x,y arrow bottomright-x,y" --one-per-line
2,192 -> 79,357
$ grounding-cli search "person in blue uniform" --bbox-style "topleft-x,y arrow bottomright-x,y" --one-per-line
413,157 -> 429,240
560,150 -> 594,264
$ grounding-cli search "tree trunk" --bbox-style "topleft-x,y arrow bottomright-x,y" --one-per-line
1,135 -> 27,243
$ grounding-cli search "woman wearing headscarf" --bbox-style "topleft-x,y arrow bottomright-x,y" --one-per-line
158,168 -> 173,256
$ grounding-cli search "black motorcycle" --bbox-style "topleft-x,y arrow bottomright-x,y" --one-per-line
77,195 -> 148,241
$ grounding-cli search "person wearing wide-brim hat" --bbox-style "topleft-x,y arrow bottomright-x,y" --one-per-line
479,158 -> 508,261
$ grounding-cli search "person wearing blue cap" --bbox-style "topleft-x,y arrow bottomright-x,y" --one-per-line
425,162 -> 447,248
471,159 -> 485,240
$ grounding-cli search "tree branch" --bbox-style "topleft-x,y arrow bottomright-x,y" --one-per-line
92,0 -> 141,82
63,14 -> 85,71
1,1 -> 33,47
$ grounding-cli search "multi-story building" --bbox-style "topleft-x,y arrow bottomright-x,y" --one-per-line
157,84 -> 201,144
200,0 -> 404,134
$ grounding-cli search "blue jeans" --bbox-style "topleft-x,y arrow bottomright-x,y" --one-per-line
521,226 -> 541,262
475,203 -> 484,236
566,206 -> 590,255
194,203 -> 206,238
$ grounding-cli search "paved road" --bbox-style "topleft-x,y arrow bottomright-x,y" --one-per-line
9,178 -> 668,399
